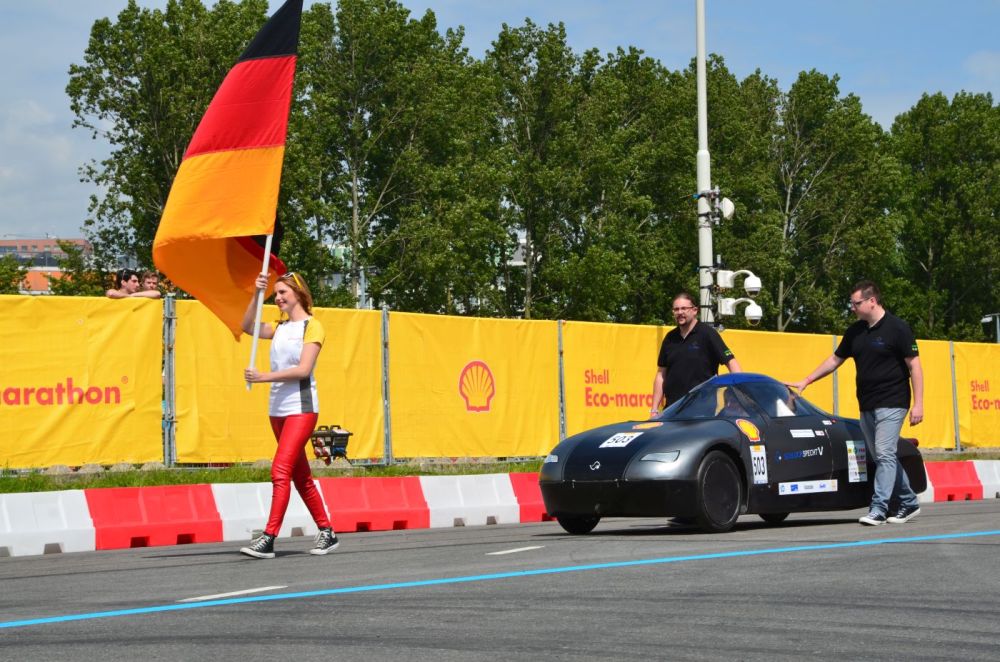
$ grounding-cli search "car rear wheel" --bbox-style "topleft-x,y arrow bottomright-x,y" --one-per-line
759,512 -> 789,525
556,515 -> 600,535
694,450 -> 742,533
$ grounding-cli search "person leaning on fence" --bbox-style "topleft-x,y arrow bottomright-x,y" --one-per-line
238,271 -> 339,559
138,270 -> 162,299
106,268 -> 161,299
787,280 -> 923,527
105,269 -> 140,299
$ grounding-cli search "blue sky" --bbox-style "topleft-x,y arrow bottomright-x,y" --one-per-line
0,0 -> 997,240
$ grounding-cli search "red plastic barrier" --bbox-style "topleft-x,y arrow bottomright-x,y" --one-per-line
84,485 -> 223,550
509,472 -> 552,522
924,461 -> 984,502
316,477 -> 429,532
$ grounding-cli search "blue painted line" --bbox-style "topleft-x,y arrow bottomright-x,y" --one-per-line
2,529 -> 998,630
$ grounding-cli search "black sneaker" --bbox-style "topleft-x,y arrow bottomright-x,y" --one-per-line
240,532 -> 276,559
309,528 -> 339,555
859,512 -> 887,526
888,505 -> 921,524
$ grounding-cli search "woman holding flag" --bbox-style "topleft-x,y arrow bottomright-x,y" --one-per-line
239,271 -> 339,559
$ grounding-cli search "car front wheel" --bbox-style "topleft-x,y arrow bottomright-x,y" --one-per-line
556,515 -> 600,535
694,450 -> 742,533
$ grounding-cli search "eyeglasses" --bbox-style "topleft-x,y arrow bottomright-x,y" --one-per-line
672,306 -> 696,313
847,297 -> 869,308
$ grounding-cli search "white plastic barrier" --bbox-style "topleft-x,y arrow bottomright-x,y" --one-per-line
419,474 -> 521,528
211,482 -> 325,541
972,460 -> 1000,500
0,490 -> 96,557
918,465 -> 935,504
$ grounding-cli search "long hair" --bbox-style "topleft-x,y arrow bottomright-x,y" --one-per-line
276,271 -> 313,319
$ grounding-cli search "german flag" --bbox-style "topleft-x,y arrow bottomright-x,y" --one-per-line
154,0 -> 302,338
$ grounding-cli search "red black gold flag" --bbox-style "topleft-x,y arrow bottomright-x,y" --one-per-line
153,0 -> 303,338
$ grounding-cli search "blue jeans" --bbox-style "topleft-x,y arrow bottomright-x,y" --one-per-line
860,408 -> 919,516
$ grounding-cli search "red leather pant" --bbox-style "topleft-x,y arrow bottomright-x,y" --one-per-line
264,413 -> 331,535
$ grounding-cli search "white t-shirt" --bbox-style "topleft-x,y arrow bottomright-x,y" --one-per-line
268,317 -> 325,416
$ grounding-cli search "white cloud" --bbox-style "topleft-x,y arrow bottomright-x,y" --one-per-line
964,50 -> 1000,85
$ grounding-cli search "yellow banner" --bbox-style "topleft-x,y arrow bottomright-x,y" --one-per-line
722,329 -> 837,412
954,341 -> 1000,448
388,313 -> 560,457
0,295 -> 162,467
174,301 -> 384,462
835,339 -> 955,448
562,321 -> 668,435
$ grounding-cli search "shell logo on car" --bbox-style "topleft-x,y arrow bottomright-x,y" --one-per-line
459,360 -> 496,412
735,418 -> 761,442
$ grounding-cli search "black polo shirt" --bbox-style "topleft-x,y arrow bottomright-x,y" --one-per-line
835,311 -> 919,411
657,322 -> 735,404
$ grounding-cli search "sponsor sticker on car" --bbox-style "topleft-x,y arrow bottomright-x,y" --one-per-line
846,440 -> 868,483
599,432 -> 643,448
778,479 -> 838,495
790,429 -> 815,438
632,422 -> 663,430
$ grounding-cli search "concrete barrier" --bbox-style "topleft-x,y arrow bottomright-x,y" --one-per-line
316,476 -> 429,532
972,460 -> 1000,500
0,490 -> 95,557
85,485 -> 223,549
211,481 -> 324,541
419,474 -> 521,528
922,461 -> 983,502
509,472 -> 552,522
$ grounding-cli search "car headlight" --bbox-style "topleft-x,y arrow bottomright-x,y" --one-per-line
640,450 -> 680,463
544,454 -> 559,464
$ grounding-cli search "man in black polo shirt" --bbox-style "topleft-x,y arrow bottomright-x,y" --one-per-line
788,281 -> 923,526
650,292 -> 741,415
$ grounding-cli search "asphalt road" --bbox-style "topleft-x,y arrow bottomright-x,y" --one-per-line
2,500 -> 999,661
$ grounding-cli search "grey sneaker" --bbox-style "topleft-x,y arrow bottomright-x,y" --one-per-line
859,512 -> 887,526
310,528 -> 339,555
240,532 -> 276,559
887,505 -> 921,524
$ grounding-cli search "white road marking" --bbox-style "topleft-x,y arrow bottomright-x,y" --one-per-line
486,546 -> 544,556
177,586 -> 287,603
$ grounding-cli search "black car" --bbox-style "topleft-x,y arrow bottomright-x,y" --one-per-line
540,373 -> 926,533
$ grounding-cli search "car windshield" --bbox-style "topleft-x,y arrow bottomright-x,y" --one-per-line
661,385 -> 753,420
660,379 -> 825,420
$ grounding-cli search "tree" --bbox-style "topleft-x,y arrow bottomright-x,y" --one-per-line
889,92 -> 1000,340
47,240 -> 108,297
67,0 -> 272,268
756,71 -> 901,332
0,255 -> 29,294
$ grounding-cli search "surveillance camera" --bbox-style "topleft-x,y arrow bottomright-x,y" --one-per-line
745,302 -> 763,326
744,275 -> 761,296
720,197 -> 735,221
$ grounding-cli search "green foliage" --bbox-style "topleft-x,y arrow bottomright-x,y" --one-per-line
46,240 -> 109,296
0,254 -> 29,294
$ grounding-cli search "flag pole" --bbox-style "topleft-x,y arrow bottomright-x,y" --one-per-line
246,233 -> 274,391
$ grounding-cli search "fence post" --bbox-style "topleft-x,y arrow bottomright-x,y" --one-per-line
557,320 -> 567,441
950,341 -> 962,451
831,334 -> 839,415
162,294 -> 177,467
381,304 -> 393,465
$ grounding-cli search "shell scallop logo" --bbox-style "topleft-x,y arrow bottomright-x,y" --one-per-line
459,360 -> 496,412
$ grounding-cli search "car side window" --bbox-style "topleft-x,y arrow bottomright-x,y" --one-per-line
742,382 -> 815,418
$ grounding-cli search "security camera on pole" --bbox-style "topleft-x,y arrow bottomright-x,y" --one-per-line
694,0 -> 762,327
